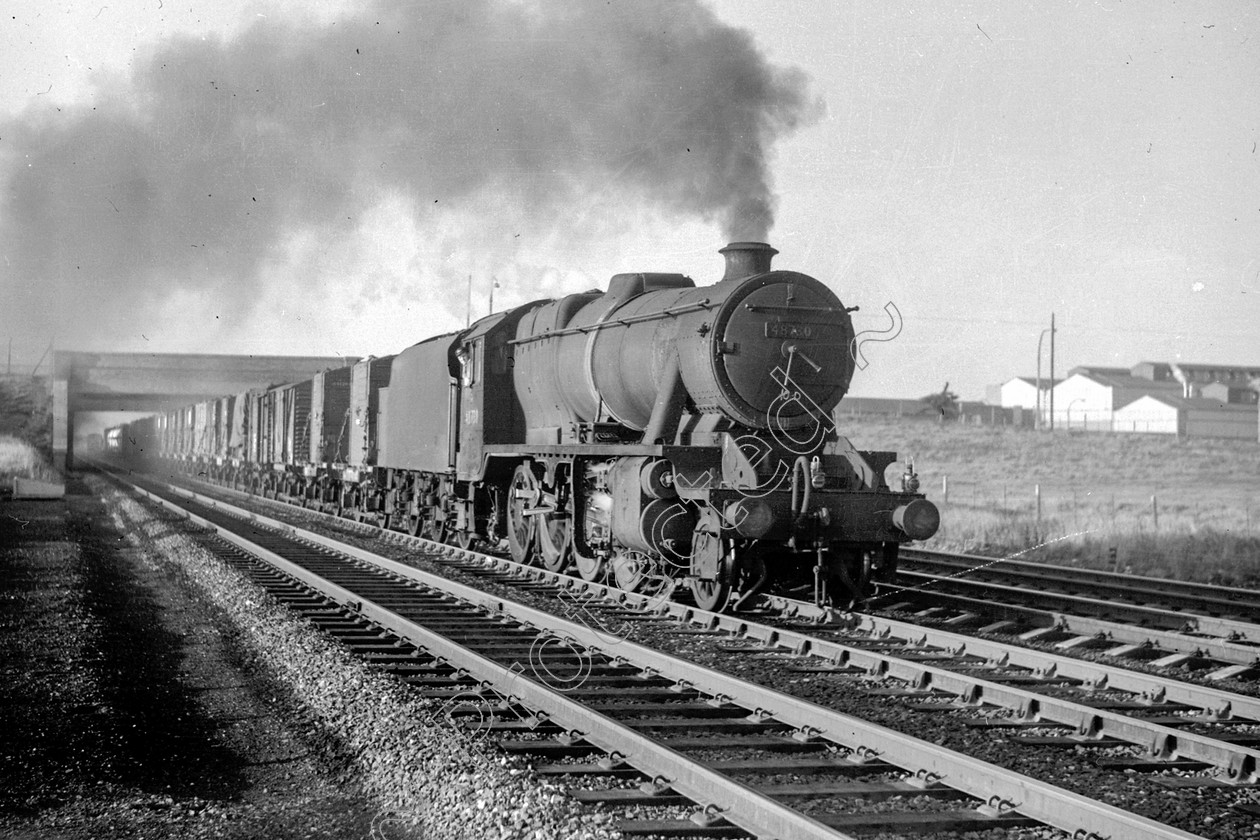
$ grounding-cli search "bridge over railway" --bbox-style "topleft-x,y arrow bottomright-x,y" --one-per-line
52,351 -> 356,470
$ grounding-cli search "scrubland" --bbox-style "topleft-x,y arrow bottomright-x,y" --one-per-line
0,435 -> 59,483
841,415 -> 1260,586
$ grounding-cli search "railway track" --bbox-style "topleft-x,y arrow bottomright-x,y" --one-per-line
900,548 -> 1260,621
883,549 -> 1260,677
337,532 -> 1260,786
100,464 -> 1258,839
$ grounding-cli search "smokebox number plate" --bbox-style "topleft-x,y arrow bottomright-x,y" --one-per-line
764,322 -> 814,340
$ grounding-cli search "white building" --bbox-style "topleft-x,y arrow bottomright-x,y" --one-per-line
1051,368 -> 1181,430
989,361 -> 1258,437
1112,394 -> 1181,435
985,376 -> 1057,409
1111,393 -> 1258,439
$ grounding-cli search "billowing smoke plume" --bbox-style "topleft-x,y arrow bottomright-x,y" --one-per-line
0,0 -> 819,352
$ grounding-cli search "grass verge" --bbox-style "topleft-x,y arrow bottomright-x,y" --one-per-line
841,416 -> 1260,586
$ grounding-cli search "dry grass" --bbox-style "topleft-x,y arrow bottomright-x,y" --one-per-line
0,435 -> 60,484
842,416 -> 1260,586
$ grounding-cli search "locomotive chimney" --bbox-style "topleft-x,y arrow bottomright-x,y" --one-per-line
719,241 -> 778,281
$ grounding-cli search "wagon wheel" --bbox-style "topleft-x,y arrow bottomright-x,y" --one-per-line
406,514 -> 424,537
506,464 -> 539,564
536,512 -> 571,572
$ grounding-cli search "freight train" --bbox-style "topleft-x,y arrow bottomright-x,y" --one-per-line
110,242 -> 939,611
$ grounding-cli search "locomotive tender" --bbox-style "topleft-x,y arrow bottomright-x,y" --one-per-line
116,242 -> 939,611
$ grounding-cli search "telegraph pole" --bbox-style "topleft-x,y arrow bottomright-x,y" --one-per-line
31,339 -> 53,378
1036,324 -> 1051,431
465,274 -> 472,327
1049,312 -> 1056,431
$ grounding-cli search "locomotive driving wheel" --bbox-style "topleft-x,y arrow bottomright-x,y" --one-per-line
612,550 -> 656,592
690,548 -> 735,612
507,464 -> 539,564
420,516 -> 445,542
689,577 -> 732,612
536,513 -> 570,572
574,552 -> 605,582
534,468 -> 570,571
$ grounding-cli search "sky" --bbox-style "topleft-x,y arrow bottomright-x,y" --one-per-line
1,0 -> 1256,400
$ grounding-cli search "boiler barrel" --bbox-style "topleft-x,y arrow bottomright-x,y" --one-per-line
511,247 -> 858,438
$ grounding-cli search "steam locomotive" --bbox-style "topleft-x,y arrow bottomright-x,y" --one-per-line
113,242 -> 939,610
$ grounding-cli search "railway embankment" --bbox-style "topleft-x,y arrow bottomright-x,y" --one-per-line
2,476 -> 611,839
0,476 -> 382,838
172,472 -> 1257,840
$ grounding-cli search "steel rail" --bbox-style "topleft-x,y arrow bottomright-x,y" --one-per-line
891,569 -> 1260,645
901,548 -> 1260,616
397,557 -> 1260,779
487,563 -> 1260,782
120,483 -> 852,840
865,585 -> 1260,674
174,467 -> 1260,671
126,475 -> 1215,840
150,469 -> 1260,778
156,468 -> 1260,769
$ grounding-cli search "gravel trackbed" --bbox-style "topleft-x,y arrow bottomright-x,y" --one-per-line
1,475 -> 615,840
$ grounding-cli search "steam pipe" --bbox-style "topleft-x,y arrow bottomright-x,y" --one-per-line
446,377 -> 460,471
640,354 -> 685,445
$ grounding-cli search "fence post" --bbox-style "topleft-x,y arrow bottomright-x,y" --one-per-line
1035,483 -> 1042,532
942,475 -> 949,503
1151,494 -> 1159,529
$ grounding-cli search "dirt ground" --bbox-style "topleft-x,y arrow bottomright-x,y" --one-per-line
0,476 -> 382,840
